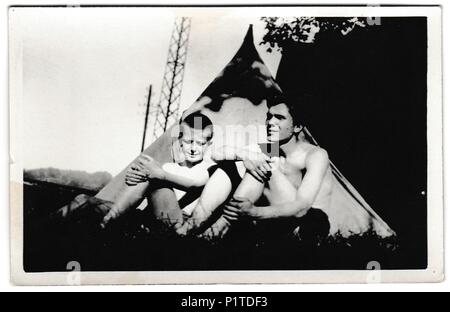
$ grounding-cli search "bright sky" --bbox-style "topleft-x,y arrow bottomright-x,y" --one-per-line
15,7 -> 282,175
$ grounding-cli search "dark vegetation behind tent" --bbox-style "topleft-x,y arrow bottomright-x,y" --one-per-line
276,17 -> 428,269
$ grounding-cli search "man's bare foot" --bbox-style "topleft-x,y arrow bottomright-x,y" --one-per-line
199,216 -> 231,241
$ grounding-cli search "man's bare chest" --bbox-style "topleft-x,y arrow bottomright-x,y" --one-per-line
271,156 -> 304,189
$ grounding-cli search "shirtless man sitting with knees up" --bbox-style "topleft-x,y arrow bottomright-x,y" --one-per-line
114,112 -> 217,230
201,95 -> 333,241
50,112 -> 215,232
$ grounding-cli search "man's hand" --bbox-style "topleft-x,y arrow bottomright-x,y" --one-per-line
242,151 -> 272,183
226,196 -> 256,218
125,154 -> 165,186
100,206 -> 120,229
222,204 -> 241,221
268,156 -> 285,172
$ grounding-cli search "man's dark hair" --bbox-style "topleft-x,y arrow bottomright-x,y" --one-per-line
179,112 -> 214,141
266,94 -> 304,127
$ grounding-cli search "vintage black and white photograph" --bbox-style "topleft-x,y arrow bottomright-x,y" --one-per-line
9,5 -> 443,284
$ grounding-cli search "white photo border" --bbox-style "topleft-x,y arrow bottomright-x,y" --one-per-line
9,5 -> 443,285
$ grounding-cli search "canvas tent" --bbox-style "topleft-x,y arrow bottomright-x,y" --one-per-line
94,25 -> 395,238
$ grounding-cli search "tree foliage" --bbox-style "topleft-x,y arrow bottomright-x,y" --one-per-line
260,17 -> 370,52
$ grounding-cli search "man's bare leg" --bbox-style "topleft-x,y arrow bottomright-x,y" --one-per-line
201,172 -> 265,239
176,168 -> 233,236
261,167 -> 331,239
147,187 -> 183,230
202,160 -> 302,239
234,173 -> 266,202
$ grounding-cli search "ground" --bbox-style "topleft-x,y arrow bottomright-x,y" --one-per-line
23,179 -> 398,272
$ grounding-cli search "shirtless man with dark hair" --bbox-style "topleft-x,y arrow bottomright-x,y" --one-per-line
200,95 -> 333,240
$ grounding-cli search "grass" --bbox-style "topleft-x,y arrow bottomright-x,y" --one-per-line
23,179 -> 400,272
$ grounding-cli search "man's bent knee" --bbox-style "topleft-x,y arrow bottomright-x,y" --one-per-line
147,187 -> 183,227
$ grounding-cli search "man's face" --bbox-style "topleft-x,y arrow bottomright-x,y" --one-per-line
179,123 -> 212,164
266,103 -> 300,143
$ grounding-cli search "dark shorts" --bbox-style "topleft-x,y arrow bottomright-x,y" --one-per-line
177,162 -> 242,210
176,164 -> 220,209
254,208 -> 330,241
216,160 -> 243,194
295,208 -> 330,240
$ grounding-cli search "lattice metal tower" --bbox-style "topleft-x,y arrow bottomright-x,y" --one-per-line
150,17 -> 192,142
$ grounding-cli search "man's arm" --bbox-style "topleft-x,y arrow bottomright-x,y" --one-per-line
125,155 -> 210,190
211,145 -> 271,182
162,163 -> 211,190
233,148 -> 330,219
211,145 -> 249,162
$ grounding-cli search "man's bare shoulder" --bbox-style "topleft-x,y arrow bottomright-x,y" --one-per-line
297,141 -> 328,155
309,145 -> 329,159
289,142 -> 329,168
